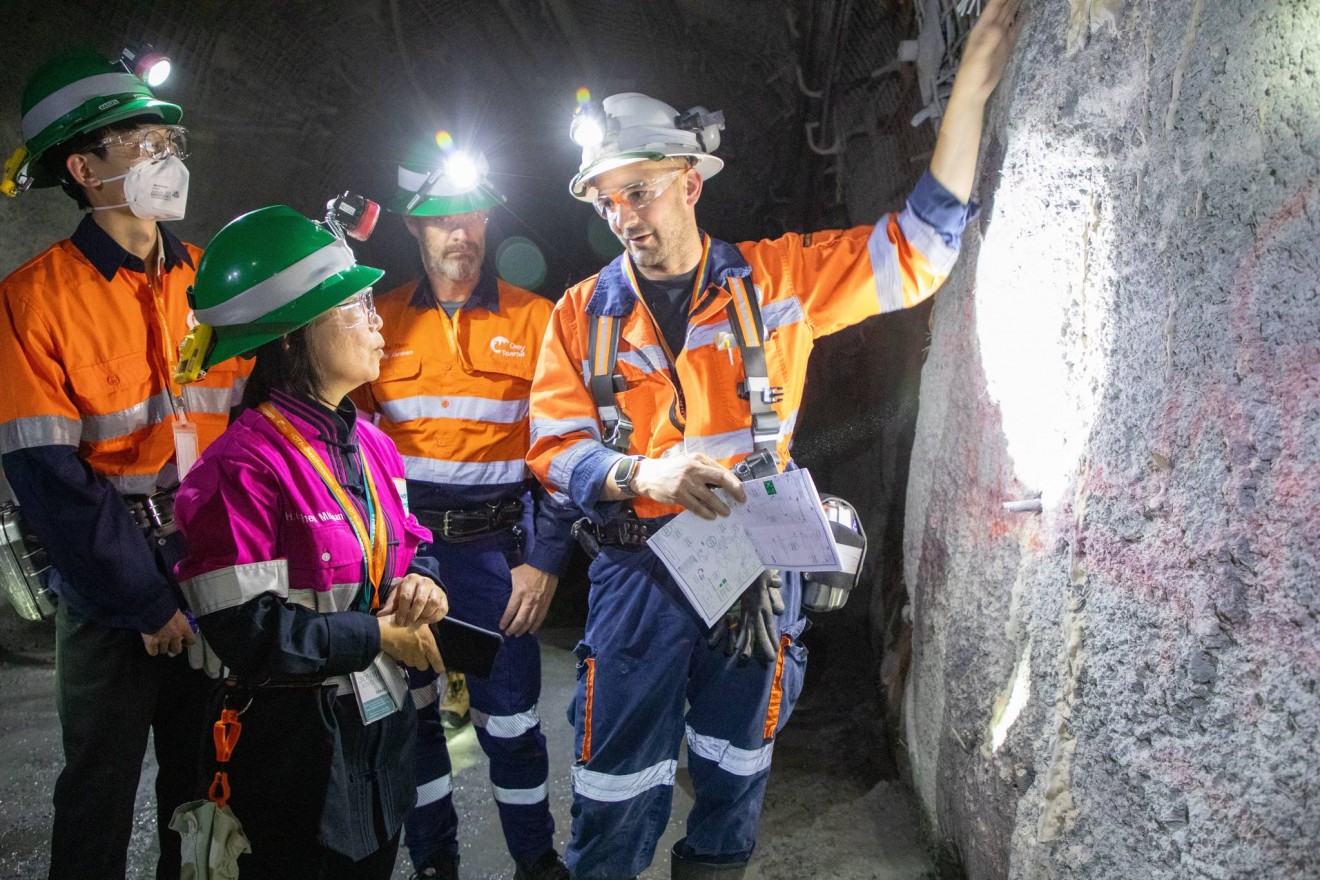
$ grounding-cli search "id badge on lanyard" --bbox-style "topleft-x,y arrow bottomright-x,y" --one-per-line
173,413 -> 199,479
351,653 -> 408,723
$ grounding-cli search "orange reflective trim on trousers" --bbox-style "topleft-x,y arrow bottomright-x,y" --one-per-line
762,634 -> 793,740
580,657 -> 597,763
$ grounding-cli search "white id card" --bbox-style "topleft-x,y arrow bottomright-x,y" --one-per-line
173,418 -> 199,479
351,653 -> 408,724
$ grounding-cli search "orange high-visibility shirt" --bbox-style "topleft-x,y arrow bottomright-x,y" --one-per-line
528,174 -> 971,521
0,221 -> 248,495
356,275 -> 551,508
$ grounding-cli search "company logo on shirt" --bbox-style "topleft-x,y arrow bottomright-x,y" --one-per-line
489,336 -> 527,357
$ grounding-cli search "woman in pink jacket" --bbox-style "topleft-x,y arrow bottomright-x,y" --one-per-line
173,204 -> 447,878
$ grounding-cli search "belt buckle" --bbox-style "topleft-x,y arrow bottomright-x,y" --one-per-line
441,510 -> 487,540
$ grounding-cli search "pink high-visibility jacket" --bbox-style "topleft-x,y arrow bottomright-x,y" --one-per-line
173,391 -> 433,680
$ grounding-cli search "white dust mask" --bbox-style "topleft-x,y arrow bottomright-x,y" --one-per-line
93,156 -> 190,221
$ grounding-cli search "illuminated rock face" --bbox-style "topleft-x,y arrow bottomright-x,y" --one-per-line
902,1 -> 1319,878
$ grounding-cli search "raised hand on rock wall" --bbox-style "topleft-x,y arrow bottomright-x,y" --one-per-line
930,0 -> 1028,201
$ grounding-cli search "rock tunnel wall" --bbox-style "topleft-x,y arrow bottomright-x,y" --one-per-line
901,1 -> 1318,878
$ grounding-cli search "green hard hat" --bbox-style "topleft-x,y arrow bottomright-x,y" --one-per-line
17,48 -> 182,188
387,136 -> 506,216
191,205 -> 384,369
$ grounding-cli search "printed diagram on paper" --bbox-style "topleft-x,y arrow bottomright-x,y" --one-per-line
647,469 -> 844,626
737,469 -> 841,570
646,515 -> 763,627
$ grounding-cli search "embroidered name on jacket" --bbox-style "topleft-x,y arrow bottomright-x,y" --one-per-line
284,510 -> 347,524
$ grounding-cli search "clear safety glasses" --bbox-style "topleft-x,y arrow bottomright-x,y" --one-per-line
89,125 -> 189,161
426,210 -> 490,232
592,169 -> 685,219
333,289 -> 378,329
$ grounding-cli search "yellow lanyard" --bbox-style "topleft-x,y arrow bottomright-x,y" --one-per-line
258,403 -> 387,610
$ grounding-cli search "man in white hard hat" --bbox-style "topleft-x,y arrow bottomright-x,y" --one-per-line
527,3 -> 1025,878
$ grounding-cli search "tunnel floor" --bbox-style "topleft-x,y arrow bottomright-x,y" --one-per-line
0,616 -> 935,879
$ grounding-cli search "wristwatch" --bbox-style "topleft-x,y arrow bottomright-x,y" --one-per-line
610,455 -> 645,498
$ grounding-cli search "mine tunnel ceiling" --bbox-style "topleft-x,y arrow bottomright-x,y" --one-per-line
67,0 -> 963,288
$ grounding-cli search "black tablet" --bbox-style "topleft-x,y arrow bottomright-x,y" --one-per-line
431,616 -> 505,678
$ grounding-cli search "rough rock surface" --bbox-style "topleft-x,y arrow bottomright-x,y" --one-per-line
903,1 -> 1319,877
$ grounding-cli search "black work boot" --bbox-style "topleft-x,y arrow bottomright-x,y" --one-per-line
412,850 -> 460,880
670,842 -> 748,879
514,848 -> 571,880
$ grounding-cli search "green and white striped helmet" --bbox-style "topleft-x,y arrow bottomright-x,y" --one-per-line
15,48 -> 181,189
387,135 -> 506,217
190,206 -> 384,370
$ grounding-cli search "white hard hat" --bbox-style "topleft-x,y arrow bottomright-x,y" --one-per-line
569,92 -> 725,201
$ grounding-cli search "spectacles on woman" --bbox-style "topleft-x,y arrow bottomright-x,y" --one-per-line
333,289 -> 377,329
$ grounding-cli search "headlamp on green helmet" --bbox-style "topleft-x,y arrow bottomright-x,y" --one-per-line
3,45 -> 182,197
175,194 -> 384,385
388,132 -> 506,217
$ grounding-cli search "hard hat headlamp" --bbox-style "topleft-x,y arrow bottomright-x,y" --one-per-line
571,104 -> 609,149
324,191 -> 380,242
119,43 -> 172,88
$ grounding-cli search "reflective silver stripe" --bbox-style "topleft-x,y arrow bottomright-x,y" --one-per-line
411,680 -> 439,709
416,774 -> 453,807
492,782 -> 548,805
401,456 -> 527,486
470,706 -> 539,738
571,759 -> 677,803
80,389 -> 173,442
180,560 -> 289,617
106,473 -> 161,495
548,438 -> 601,494
685,725 -> 775,777
182,383 -> 239,416
619,345 -> 668,374
0,415 -> 81,453
379,395 -> 528,425
195,240 -> 357,327
897,208 -> 960,277
779,408 -> 799,442
687,318 -> 733,351
868,221 -> 906,314
21,72 -> 143,140
761,297 -> 805,333
287,582 -> 360,613
683,428 -> 752,461
531,416 -> 600,443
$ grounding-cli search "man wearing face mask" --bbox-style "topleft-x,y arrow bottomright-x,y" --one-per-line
0,48 -> 247,880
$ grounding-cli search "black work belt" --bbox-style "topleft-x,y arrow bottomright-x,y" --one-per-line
124,489 -> 178,539
571,516 -> 656,557
415,498 -> 525,542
